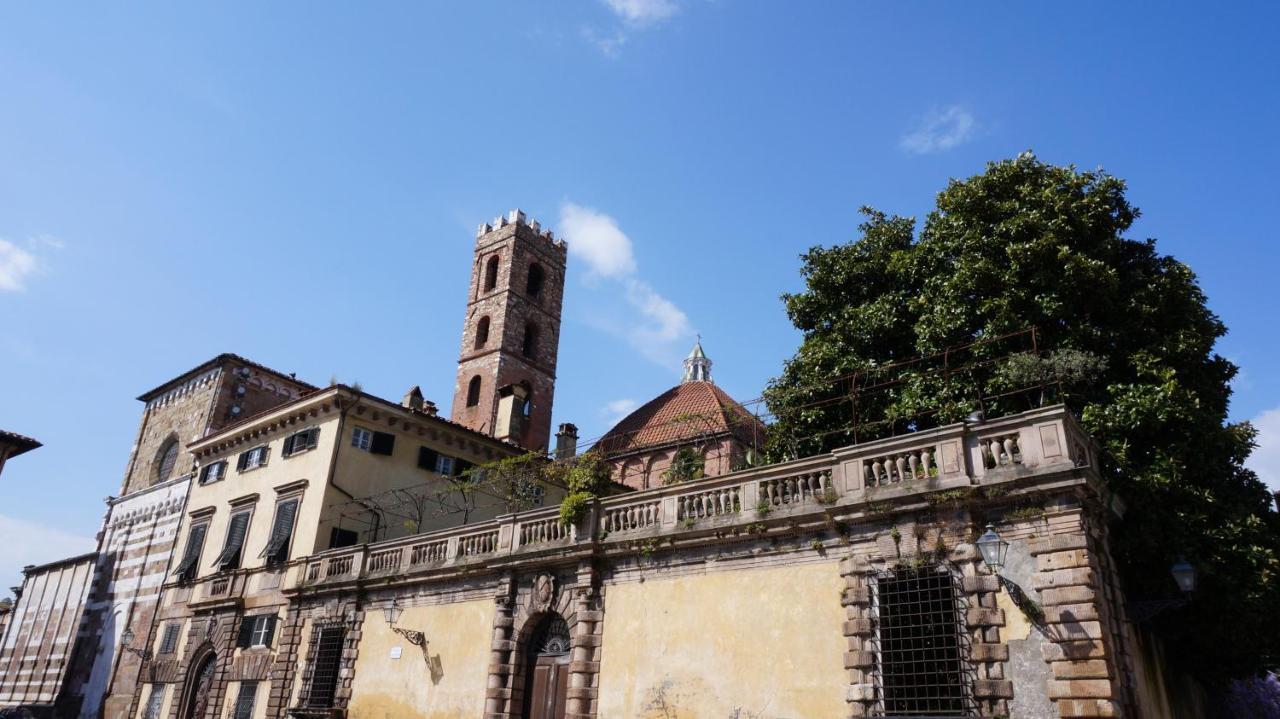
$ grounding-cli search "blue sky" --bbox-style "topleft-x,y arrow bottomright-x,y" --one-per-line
1,1 -> 1278,588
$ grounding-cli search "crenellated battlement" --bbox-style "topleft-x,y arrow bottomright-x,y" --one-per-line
476,208 -> 567,251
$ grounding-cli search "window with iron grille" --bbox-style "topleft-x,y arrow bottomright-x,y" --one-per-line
142,683 -> 165,719
232,681 -> 257,719
172,523 -> 208,582
283,427 -> 320,457
303,626 -> 346,708
873,565 -> 975,717
158,623 -> 180,654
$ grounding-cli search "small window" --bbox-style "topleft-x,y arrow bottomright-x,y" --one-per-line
198,461 -> 227,485
236,445 -> 270,472
329,527 -> 359,549
158,623 -> 181,654
874,566 -> 973,717
531,484 -> 545,507
142,684 -> 166,719
283,428 -> 320,458
369,431 -> 395,456
232,681 -> 258,719
351,426 -> 372,450
466,376 -> 482,407
155,436 -> 180,484
237,614 -> 277,649
436,456 -> 455,476
522,324 -> 539,359
417,446 -> 439,471
483,255 -> 500,291
261,498 -> 300,565
214,511 -> 252,571
474,316 -> 490,349
172,524 -> 208,582
526,263 -> 544,298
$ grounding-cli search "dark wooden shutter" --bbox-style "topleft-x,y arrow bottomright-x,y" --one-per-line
282,434 -> 296,457
236,451 -> 249,471
237,616 -> 255,648
173,524 -> 207,580
455,459 -> 473,477
232,681 -> 257,719
370,431 -> 395,456
418,447 -> 439,471
262,615 -> 277,647
261,499 -> 299,562
215,513 -> 250,569
159,623 -> 180,653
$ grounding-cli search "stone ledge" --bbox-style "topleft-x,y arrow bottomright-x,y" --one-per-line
842,587 -> 870,606
973,679 -> 1013,699
845,683 -> 875,702
970,643 -> 1009,662
843,618 -> 873,636
843,650 -> 874,669
1029,534 -> 1088,556
1047,679 -> 1113,700
1055,698 -> 1120,718
961,575 -> 999,593
966,608 -> 1005,627
1042,640 -> 1107,661
1052,659 -> 1111,680
1032,567 -> 1096,590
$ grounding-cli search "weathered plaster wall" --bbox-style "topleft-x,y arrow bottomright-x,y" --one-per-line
597,561 -> 847,719
346,599 -> 492,719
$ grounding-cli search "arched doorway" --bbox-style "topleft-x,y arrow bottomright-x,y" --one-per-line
180,651 -> 217,719
520,614 -> 570,719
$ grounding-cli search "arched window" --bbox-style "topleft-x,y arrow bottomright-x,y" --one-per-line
466,376 -> 482,407
484,255 -> 500,292
522,323 -> 539,359
526,263 -> 544,299
155,436 -> 179,484
474,316 -> 490,349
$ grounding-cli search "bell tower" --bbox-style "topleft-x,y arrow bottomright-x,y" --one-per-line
451,209 -> 567,452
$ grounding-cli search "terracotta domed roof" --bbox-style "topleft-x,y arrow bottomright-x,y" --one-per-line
595,382 -> 765,457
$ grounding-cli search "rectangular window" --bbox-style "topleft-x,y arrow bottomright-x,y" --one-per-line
198,460 -> 227,485
232,681 -> 257,719
874,566 -> 973,717
214,511 -> 252,571
303,626 -> 346,708
172,524 -> 208,582
236,445 -> 270,472
436,455 -> 455,476
417,447 -> 439,471
283,427 -> 320,457
158,623 -> 180,654
261,498 -> 300,565
351,426 -> 372,450
369,431 -> 395,456
329,527 -> 358,549
142,684 -> 165,719
237,614 -> 277,648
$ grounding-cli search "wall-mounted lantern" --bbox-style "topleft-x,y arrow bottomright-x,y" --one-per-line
383,598 -> 426,648
976,524 -> 1009,576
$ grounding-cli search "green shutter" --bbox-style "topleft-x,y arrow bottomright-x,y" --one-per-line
214,512 -> 250,569
260,499 -> 299,562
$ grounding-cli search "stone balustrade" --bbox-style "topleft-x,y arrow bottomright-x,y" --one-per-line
282,405 -> 1095,592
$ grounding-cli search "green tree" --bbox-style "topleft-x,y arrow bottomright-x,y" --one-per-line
764,153 -> 1279,682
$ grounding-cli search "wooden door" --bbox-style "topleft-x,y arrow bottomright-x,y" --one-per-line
526,652 -> 569,719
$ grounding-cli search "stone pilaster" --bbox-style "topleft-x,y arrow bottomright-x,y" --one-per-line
956,543 -> 1012,717
839,554 -> 876,718
484,573 -> 517,719
566,560 -> 602,719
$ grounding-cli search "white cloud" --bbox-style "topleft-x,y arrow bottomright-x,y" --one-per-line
560,203 -> 637,278
900,105 -> 978,155
0,514 -> 96,590
603,0 -> 679,26
601,398 -> 640,427
0,239 -> 39,292
1246,407 -> 1280,495
558,203 -> 693,367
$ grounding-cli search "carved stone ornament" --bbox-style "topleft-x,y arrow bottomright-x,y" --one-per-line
531,572 -> 556,613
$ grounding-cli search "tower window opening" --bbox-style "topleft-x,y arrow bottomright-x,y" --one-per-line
475,316 -> 490,349
526,263 -> 544,299
484,255 -> 500,292
522,323 -> 539,359
466,376 -> 482,407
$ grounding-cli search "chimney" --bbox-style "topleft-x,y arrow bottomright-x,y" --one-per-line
422,400 -> 438,417
555,423 -> 579,460
401,386 -> 424,412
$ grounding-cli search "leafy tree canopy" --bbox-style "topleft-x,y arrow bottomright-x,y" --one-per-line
764,153 -> 1279,682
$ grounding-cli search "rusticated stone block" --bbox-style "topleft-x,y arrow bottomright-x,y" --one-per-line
843,618 -> 873,636
1028,533 -> 1088,556
846,683 -> 876,702
1042,603 -> 1099,623
1050,620 -> 1104,641
966,608 -> 1005,627
1047,679 -> 1113,699
1056,699 -> 1121,717
1040,586 -> 1097,606
1042,640 -> 1107,661
1032,567 -> 1096,590
1037,549 -> 1091,571
842,586 -> 870,606
1052,659 -> 1110,679
970,643 -> 1009,662
973,679 -> 1013,698
844,650 -> 874,669
961,575 -> 1000,593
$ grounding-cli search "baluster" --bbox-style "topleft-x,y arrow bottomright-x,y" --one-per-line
1003,437 -> 1017,463
989,439 -> 1002,465
922,449 -> 933,476
908,454 -> 920,480
893,456 -> 906,482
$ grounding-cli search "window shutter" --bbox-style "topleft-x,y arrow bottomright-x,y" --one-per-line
258,446 -> 270,467
237,616 -> 255,648
159,623 -> 180,654
261,499 -> 299,562
262,615 -> 277,647
215,513 -> 250,569
236,451 -> 249,471
455,459 -> 473,477
306,428 -> 320,450
282,434 -> 296,457
173,524 -> 207,580
417,447 -> 439,471
370,431 -> 395,456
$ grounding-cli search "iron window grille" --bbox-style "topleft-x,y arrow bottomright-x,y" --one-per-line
237,445 -> 270,472
871,564 -> 976,718
198,460 -> 227,485
302,626 -> 346,709
142,684 -> 165,719
283,428 -> 320,457
261,498 -> 300,565
214,511 -> 252,571
232,681 -> 258,719
158,623 -> 180,654
172,524 -> 208,582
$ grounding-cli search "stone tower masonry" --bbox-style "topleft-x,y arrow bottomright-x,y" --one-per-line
451,210 -> 567,452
